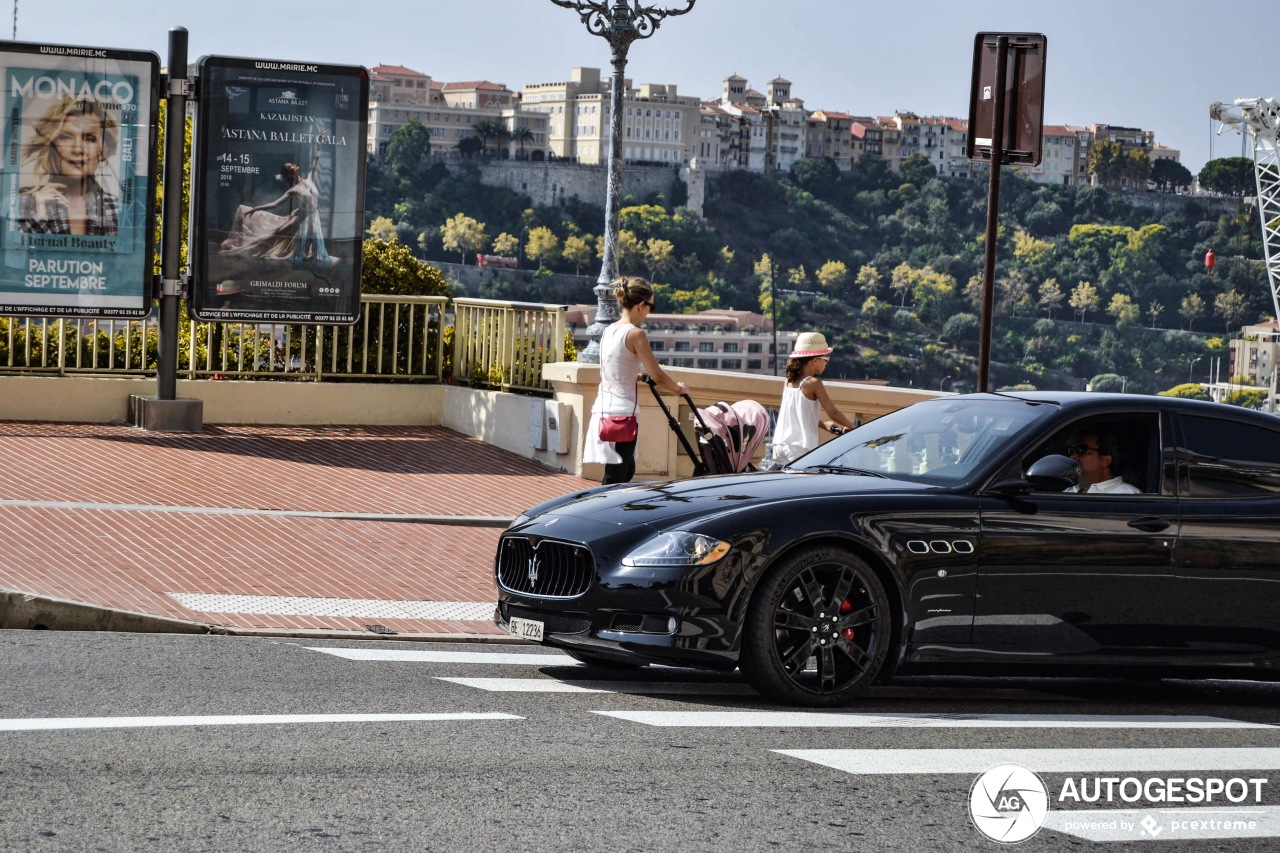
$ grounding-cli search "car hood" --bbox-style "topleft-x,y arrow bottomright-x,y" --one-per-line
527,470 -> 940,528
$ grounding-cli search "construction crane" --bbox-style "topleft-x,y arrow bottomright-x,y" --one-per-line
1210,98 -> 1280,324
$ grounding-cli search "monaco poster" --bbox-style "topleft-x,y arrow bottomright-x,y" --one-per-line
191,56 -> 368,324
0,42 -> 159,318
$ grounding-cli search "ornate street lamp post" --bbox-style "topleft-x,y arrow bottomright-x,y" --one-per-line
548,0 -> 697,362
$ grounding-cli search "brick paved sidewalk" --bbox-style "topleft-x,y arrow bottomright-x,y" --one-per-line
0,422 -> 594,637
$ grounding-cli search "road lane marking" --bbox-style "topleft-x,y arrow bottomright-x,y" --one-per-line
594,711 -> 1270,728
0,713 -> 523,732
307,648 -> 579,665
437,677 -> 754,694
170,593 -> 493,621
774,748 -> 1280,775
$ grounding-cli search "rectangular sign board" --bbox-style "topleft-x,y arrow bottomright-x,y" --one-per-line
0,41 -> 160,318
967,32 -> 1047,166
191,56 -> 368,324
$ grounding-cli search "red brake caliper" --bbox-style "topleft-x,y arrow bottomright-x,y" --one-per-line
840,598 -> 855,641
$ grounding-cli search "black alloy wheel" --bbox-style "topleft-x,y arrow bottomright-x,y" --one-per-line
741,547 -> 891,706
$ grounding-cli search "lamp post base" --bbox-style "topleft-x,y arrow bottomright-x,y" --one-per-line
578,278 -> 620,364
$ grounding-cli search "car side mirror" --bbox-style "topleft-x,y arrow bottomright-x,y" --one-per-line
988,454 -> 1081,495
1025,454 -> 1081,491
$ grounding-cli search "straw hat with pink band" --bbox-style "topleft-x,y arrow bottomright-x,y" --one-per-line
789,332 -> 833,358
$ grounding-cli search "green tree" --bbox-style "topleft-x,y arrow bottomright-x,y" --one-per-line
524,226 -> 560,270
1179,293 -> 1205,330
1146,301 -> 1165,329
1087,139 -> 1126,187
1198,157 -> 1254,195
1123,150 -> 1152,188
1158,382 -> 1212,400
1107,293 -> 1139,327
361,239 -> 451,296
1213,289 -> 1249,331
491,232 -> 519,257
899,153 -> 937,187
890,262 -> 916,307
457,135 -> 484,158
816,260 -> 849,292
510,126 -> 534,160
644,238 -> 676,281
384,119 -> 431,177
855,264 -> 882,297
1070,280 -> 1100,322
1224,388 -> 1268,409
562,235 -> 594,275
1151,158 -> 1193,192
1037,278 -> 1063,319
787,265 -> 809,289
1089,373 -> 1125,392
367,216 -> 398,243
441,213 -> 487,264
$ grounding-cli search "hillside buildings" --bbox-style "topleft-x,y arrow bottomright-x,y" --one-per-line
368,64 -> 1179,186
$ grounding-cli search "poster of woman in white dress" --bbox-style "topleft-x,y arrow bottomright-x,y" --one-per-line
191,56 -> 368,324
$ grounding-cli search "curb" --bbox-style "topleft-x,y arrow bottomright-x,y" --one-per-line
0,589 -> 527,644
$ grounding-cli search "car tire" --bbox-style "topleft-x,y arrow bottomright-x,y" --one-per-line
563,648 -> 644,669
740,546 -> 891,707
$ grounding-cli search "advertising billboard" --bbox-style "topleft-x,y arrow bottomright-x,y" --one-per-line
0,41 -> 160,318
191,56 -> 368,324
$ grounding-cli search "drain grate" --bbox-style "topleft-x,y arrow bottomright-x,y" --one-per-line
166,592 -> 493,622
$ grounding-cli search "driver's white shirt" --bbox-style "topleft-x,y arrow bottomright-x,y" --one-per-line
1067,476 -> 1141,494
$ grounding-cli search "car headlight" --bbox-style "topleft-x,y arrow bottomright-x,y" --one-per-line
621,532 -> 731,567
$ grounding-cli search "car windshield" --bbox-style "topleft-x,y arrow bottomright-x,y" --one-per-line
791,396 -> 1058,483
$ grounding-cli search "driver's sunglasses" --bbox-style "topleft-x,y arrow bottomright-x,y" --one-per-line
1065,444 -> 1099,456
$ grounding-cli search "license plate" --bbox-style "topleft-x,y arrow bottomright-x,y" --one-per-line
508,617 -> 544,642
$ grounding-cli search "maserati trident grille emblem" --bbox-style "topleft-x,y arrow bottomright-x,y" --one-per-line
528,553 -> 541,586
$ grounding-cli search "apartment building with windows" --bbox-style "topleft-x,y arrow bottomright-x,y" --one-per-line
1230,320 -> 1280,389
367,65 -> 549,160
520,67 -> 701,167
566,306 -> 798,376
806,110 -> 855,170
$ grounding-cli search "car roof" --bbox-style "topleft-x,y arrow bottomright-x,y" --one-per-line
952,391 -> 1280,425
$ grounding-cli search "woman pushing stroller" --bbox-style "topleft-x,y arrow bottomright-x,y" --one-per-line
770,332 -> 859,466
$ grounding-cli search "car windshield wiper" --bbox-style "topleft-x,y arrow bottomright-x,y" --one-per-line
805,464 -> 889,478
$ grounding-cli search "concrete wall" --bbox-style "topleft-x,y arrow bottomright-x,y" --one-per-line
0,375 -> 444,426
0,367 -> 943,481
434,160 -> 680,209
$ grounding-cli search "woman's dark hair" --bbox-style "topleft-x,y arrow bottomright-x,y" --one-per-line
612,275 -> 654,309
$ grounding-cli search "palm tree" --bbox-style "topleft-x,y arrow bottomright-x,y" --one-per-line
510,126 -> 533,160
472,120 -> 499,157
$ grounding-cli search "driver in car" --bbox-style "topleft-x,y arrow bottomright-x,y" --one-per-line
1064,430 -> 1140,494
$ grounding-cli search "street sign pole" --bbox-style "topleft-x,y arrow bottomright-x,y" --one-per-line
976,36 -> 1008,394
967,32 -> 1047,394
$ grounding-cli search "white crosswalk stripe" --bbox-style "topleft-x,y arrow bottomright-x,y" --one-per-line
775,748 -> 1280,775
307,647 -> 579,665
437,677 -> 754,695
593,711 -> 1272,729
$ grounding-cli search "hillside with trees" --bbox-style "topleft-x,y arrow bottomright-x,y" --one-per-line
364,131 -> 1272,396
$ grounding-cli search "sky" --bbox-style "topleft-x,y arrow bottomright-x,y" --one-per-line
11,0 -> 1275,175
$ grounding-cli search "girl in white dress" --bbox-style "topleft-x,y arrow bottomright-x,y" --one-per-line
582,276 -> 687,483
770,332 -> 859,466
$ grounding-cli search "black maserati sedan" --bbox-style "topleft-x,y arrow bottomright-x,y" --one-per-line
494,392 -> 1280,706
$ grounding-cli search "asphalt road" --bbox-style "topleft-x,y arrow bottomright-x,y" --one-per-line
3,632 -> 1280,853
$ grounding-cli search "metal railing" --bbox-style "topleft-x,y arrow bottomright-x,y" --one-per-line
1,294 -> 570,394
450,297 -> 567,394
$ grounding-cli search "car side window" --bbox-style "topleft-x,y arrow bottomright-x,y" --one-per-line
1179,415 -> 1280,497
1017,414 -> 1159,494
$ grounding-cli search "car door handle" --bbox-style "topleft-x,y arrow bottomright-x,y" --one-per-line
1128,516 -> 1172,533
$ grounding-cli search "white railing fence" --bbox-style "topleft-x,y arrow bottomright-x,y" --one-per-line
1,295 -> 570,394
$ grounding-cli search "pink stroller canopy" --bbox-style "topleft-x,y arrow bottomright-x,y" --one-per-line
695,399 -> 772,473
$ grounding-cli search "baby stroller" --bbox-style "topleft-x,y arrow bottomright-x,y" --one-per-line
644,377 -> 770,477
